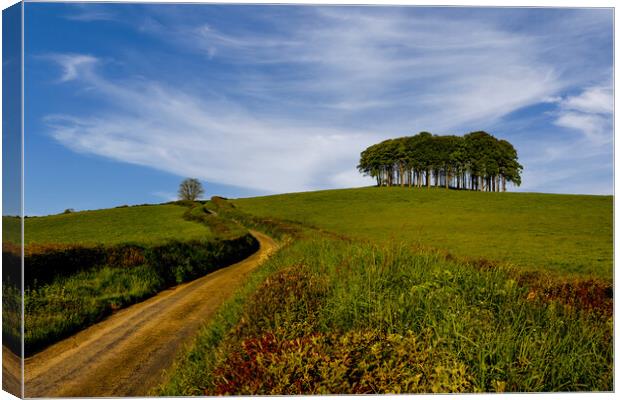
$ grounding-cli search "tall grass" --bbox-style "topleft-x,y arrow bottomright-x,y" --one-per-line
159,233 -> 612,394
2,282 -> 22,354
156,237 -> 298,396
25,264 -> 163,353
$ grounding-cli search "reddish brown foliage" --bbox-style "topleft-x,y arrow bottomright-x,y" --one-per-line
210,329 -> 472,395
439,249 -> 612,317
524,278 -> 613,317
233,266 -> 328,339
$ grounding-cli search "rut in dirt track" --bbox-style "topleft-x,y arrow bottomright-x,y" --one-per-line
23,230 -> 277,398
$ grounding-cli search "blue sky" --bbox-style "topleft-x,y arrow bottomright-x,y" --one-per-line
3,2 -> 22,217
22,4 -> 613,215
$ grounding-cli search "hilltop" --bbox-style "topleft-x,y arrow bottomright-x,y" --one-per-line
232,187 -> 612,279
22,204 -> 214,246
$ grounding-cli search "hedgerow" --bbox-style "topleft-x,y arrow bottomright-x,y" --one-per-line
21,206 -> 259,355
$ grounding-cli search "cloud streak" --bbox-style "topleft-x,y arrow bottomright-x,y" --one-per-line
553,85 -> 613,145
42,6 -> 613,195
48,54 -> 98,82
45,54 -> 378,193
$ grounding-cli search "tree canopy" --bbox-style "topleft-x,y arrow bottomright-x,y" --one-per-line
357,131 -> 522,192
178,178 -> 205,201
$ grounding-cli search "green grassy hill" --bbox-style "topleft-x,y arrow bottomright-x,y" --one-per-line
10,202 -> 258,354
24,204 -> 213,246
160,195 -> 612,394
2,216 -> 21,243
232,187 -> 612,279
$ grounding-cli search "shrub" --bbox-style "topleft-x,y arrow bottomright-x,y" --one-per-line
208,196 -> 302,241
183,204 -> 247,238
2,245 -> 22,353
211,196 -> 234,209
234,266 -> 328,339
211,329 -> 473,395
172,199 -> 200,208
146,234 -> 258,285
25,245 -> 108,287
24,243 -> 149,287
2,282 -> 22,354
2,243 -> 21,283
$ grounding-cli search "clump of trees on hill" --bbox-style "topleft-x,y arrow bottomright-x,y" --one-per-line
358,131 -> 522,192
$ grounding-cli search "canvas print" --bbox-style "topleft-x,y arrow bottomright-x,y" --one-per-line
1,2 -> 614,397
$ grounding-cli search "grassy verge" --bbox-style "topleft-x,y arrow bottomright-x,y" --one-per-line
159,201 -> 612,394
25,264 -> 162,351
232,187 -> 612,279
159,232 -> 612,394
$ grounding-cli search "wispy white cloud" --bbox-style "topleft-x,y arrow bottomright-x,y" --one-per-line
553,85 -> 613,144
139,8 -> 565,133
44,57 -> 378,193
561,85 -> 613,115
42,7 -> 612,195
48,54 -> 98,82
64,4 -> 118,22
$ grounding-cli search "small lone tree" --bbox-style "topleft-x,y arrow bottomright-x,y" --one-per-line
178,178 -> 204,201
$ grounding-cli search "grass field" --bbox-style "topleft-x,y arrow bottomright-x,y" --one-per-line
9,190 -> 613,390
17,202 -> 258,354
233,187 -> 613,279
159,204 -> 612,394
2,216 -> 21,243
23,204 -> 213,246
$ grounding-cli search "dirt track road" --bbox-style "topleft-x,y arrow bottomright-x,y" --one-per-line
23,230 -> 277,398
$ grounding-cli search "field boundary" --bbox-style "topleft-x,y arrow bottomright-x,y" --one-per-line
17,203 -> 262,355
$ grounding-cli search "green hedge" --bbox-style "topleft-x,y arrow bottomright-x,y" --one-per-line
147,234 -> 258,285
208,196 -> 302,241
20,207 -> 260,355
25,244 -> 145,288
22,233 -> 258,355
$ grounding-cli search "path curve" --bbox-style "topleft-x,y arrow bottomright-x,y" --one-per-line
24,230 -> 277,398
